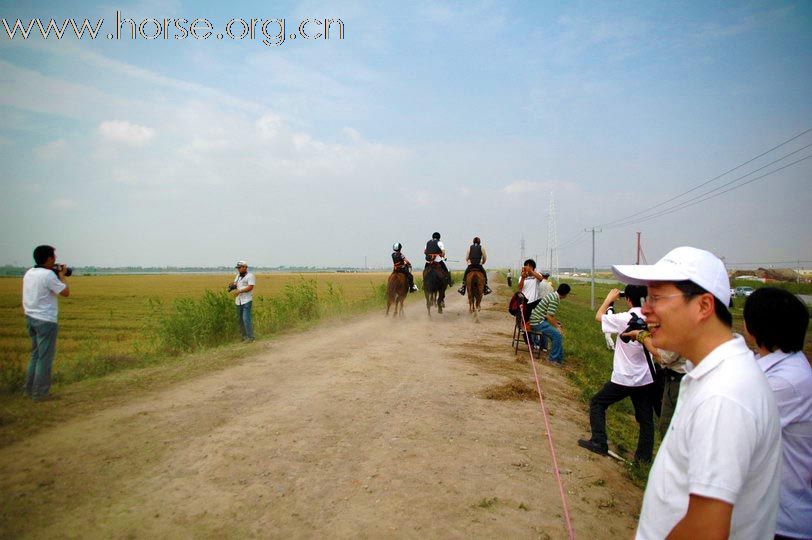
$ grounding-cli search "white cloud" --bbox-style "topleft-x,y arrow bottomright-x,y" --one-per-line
34,139 -> 68,160
50,198 -> 76,209
503,180 -> 541,194
98,120 -> 155,146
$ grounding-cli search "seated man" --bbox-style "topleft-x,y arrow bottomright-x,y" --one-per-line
424,231 -> 452,286
391,242 -> 418,292
458,236 -> 492,296
528,284 -> 571,365
743,288 -> 811,540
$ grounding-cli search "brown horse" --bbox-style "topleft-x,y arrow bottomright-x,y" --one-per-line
386,272 -> 408,317
422,262 -> 447,317
466,268 -> 485,322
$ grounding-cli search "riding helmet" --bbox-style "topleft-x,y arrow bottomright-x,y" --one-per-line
392,242 -> 402,252
432,232 -> 441,239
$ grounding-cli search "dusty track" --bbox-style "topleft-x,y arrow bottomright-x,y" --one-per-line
0,285 -> 641,539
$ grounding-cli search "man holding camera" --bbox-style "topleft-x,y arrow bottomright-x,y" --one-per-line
230,261 -> 255,342
578,284 -> 656,463
22,245 -> 70,401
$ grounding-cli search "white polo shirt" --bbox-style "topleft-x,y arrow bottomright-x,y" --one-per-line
756,349 -> 812,538
233,272 -> 255,306
636,335 -> 781,540
601,307 -> 653,387
521,276 -> 539,303
22,267 -> 67,323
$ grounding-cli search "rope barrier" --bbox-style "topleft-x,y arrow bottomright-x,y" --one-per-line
519,307 -> 576,540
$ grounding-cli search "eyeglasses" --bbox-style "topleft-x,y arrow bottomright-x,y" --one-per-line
645,293 -> 692,307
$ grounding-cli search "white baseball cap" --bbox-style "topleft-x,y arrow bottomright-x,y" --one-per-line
235,260 -> 248,268
612,246 -> 730,306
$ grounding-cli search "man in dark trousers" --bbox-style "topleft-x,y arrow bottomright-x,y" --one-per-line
424,232 -> 452,286
577,284 -> 656,463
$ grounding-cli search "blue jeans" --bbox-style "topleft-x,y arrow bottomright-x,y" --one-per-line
236,301 -> 254,340
25,316 -> 58,399
529,323 -> 548,350
533,321 -> 564,362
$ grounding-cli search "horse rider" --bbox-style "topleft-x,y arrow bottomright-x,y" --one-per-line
392,242 -> 418,292
424,232 -> 453,287
458,236 -> 492,296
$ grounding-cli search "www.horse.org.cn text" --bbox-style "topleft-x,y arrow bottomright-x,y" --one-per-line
0,11 -> 345,47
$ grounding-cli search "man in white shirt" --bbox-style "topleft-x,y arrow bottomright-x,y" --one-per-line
230,261 -> 255,342
22,245 -> 70,401
744,287 -> 811,540
517,259 -> 546,327
613,246 -> 781,540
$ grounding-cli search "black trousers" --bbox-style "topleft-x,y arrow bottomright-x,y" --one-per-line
395,267 -> 414,289
462,264 -> 488,285
589,381 -> 655,462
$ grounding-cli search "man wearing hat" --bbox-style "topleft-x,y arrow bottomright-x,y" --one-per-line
613,246 -> 780,539
230,261 -> 255,342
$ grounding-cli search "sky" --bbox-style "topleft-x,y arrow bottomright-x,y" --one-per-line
1,0 -> 810,270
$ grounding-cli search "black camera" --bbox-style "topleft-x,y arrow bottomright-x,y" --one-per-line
618,291 -> 626,298
52,264 -> 73,277
620,312 -> 648,343
227,283 -> 238,292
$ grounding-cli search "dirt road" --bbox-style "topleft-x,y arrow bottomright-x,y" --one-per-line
0,286 -> 641,539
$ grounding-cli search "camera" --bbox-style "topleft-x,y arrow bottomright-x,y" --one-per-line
227,283 -> 238,292
52,264 -> 73,277
618,291 -> 626,298
620,312 -> 648,343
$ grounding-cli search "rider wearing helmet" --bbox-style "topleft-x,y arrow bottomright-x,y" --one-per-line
424,232 -> 453,287
458,236 -> 492,296
392,242 -> 418,292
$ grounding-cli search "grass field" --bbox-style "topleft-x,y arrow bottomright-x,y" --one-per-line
0,272 -> 391,393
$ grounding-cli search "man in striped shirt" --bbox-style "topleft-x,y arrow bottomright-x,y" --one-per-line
529,284 -> 571,365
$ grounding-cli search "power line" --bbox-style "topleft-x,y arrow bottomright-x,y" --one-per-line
596,127 -> 812,229
607,154 -> 812,228
555,231 -> 589,251
605,146 -> 812,230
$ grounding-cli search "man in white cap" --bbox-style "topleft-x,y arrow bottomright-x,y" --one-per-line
230,261 -> 255,342
613,246 -> 780,539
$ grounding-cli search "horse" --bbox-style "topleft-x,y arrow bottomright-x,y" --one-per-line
386,271 -> 408,317
465,268 -> 485,322
422,262 -> 447,317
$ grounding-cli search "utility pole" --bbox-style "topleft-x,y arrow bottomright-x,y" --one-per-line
585,227 -> 601,310
636,232 -> 642,265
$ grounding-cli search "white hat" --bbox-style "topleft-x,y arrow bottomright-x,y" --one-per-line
235,260 -> 248,268
612,246 -> 730,306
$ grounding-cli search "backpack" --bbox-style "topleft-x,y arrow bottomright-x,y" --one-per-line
508,292 -> 527,316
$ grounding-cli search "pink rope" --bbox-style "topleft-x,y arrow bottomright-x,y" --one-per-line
519,308 -> 576,540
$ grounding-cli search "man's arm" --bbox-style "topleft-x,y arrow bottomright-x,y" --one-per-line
465,247 -> 471,264
596,289 -> 621,322
56,267 -> 70,297
481,247 -> 487,265
545,313 -> 563,332
622,330 -> 662,363
666,495 -> 732,540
